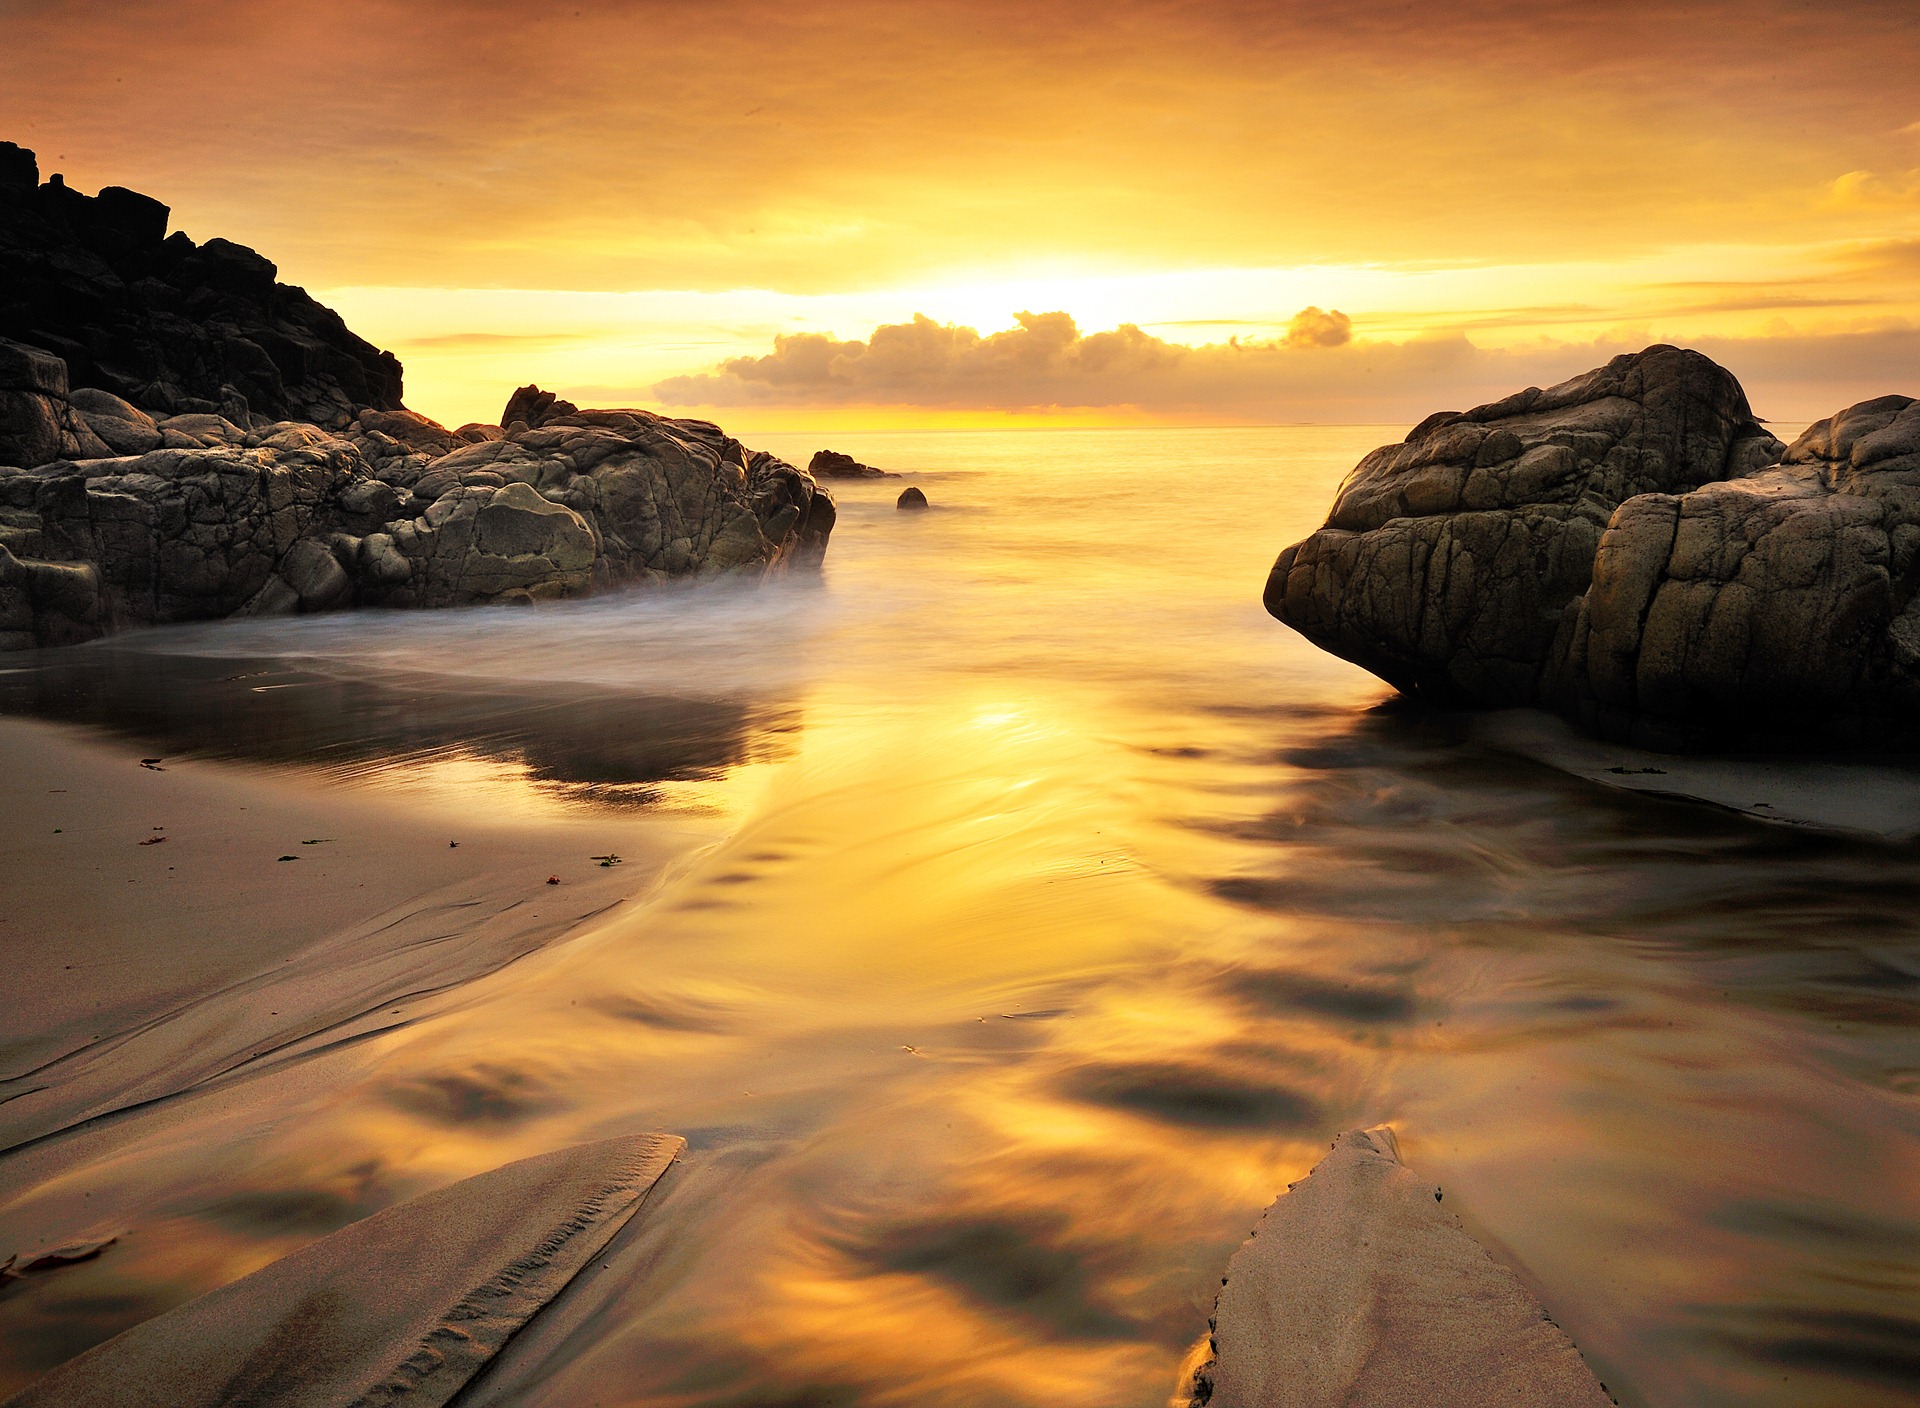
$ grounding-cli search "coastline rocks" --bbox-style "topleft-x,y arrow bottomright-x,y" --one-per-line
898,485 -> 928,510
0,140 -> 837,650
1552,394 -> 1920,746
0,142 -> 400,427
1264,345 -> 1920,747
1267,347 -> 1778,715
1192,1127 -> 1610,1408
0,384 -> 835,648
809,448 -> 893,479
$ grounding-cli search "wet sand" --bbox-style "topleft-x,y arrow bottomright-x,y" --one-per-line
0,712 -> 709,1186
0,428 -> 1914,1407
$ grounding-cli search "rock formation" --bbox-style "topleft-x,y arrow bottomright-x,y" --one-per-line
0,143 -> 835,651
809,449 -> 893,478
0,141 -> 399,425
1267,345 -> 1920,748
897,485 -> 928,510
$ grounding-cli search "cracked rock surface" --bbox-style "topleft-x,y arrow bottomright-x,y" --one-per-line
0,376 -> 834,650
1265,345 -> 1920,748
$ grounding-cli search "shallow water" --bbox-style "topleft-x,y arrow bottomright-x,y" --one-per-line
1,426 -> 1916,1407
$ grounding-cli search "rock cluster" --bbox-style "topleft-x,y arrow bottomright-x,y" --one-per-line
0,141 -> 400,426
808,449 -> 893,479
1267,345 -> 1920,748
0,374 -> 835,650
0,144 -> 835,651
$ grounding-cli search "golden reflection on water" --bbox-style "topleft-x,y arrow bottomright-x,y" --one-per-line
0,428 -> 1916,1407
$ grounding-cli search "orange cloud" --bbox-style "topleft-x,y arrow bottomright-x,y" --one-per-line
1283,308 -> 1352,348
650,311 -> 1917,424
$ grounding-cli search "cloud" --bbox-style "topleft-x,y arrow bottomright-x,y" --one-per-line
657,311 -> 1189,405
1283,307 -> 1352,348
654,311 -> 1920,424
1823,169 -> 1920,210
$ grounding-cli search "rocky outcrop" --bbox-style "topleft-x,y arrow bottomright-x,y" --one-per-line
1264,346 -> 1920,748
0,382 -> 835,649
0,142 -> 401,426
809,449 -> 893,479
1550,395 -> 1920,747
0,141 -> 836,650
897,485 -> 928,510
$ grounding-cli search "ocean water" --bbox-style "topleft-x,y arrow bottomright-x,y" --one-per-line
1,425 -> 1916,1407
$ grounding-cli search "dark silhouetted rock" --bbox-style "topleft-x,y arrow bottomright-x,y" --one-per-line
809,449 -> 893,479
0,142 -> 39,190
897,485 -> 928,510
1267,346 -> 1920,748
0,143 -> 402,430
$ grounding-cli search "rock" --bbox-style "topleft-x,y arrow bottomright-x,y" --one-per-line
0,144 -> 837,651
70,387 -> 161,455
897,485 -> 929,510
0,338 -> 73,466
1191,1127 -> 1610,1408
0,144 -> 402,424
1268,347 -> 1779,712
809,448 -> 893,478
501,384 -> 578,431
1552,393 -> 1920,748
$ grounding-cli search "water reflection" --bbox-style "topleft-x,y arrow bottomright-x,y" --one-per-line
0,428 -> 1915,1408
0,640 -> 799,810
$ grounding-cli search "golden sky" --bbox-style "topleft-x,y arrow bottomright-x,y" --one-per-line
5,0 -> 1917,427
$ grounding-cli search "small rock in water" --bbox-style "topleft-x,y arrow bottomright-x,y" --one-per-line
898,486 -> 929,511
809,449 -> 891,479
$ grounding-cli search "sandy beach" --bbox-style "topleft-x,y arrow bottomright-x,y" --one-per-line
0,707 -> 711,1219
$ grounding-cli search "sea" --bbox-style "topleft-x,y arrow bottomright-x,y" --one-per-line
0,425 -> 1915,1407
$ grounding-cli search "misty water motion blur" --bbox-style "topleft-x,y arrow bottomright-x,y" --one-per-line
0,427 -> 1915,1408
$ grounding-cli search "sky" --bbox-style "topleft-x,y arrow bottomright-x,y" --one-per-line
3,0 -> 1918,429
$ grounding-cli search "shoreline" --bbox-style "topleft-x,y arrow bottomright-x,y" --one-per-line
0,712 -> 711,1188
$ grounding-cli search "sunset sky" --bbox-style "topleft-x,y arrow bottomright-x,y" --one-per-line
5,0 -> 1917,428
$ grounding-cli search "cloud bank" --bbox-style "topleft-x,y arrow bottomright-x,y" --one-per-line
654,311 -> 1920,425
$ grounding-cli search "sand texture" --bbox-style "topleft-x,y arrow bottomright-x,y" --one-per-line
0,715 -> 686,1167
1197,1127 -> 1611,1408
5,1133 -> 681,1408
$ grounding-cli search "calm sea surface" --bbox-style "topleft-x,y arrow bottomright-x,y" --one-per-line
1,426 -> 1916,1407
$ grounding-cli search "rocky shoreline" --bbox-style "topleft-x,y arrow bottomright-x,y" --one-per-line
0,143 -> 835,651
1266,346 -> 1920,750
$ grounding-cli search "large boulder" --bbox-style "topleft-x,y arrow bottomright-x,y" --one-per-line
0,338 -> 112,467
1552,394 -> 1920,747
1267,346 -> 1920,748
